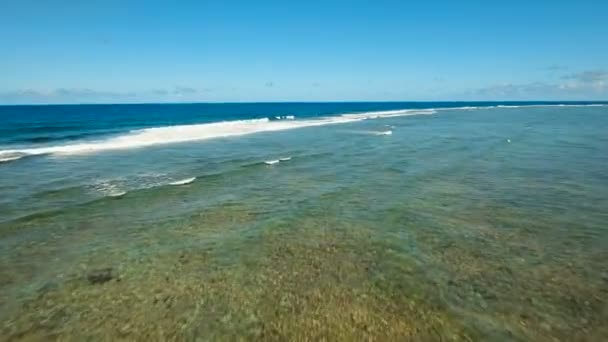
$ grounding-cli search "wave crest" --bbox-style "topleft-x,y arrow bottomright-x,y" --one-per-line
6,104 -> 600,162
0,110 -> 431,160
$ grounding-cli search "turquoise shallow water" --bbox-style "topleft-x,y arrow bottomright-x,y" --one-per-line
0,105 -> 607,340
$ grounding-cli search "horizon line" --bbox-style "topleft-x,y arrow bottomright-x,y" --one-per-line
2,100 -> 608,107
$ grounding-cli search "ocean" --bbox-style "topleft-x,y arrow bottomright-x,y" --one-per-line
0,102 -> 607,340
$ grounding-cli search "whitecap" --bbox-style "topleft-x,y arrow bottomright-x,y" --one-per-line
92,181 -> 127,198
264,160 -> 280,165
375,130 -> 393,136
3,104 -> 602,159
0,154 -> 25,163
108,191 -> 127,198
341,109 -> 435,120
168,177 -> 196,186
91,173 -> 168,197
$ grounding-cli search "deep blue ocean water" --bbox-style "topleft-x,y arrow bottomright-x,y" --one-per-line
0,102 -> 607,340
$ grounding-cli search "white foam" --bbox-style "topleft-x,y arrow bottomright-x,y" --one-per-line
279,157 -> 292,161
0,154 -> 25,163
434,104 -> 608,112
264,160 -> 280,165
92,181 -> 127,198
91,173 -> 169,197
0,104 -> 602,161
108,191 -> 127,198
169,177 -> 196,186
375,130 -> 393,136
341,109 -> 435,120
0,111 -> 432,159
0,117 -> 355,158
450,106 -> 481,110
274,115 -> 295,120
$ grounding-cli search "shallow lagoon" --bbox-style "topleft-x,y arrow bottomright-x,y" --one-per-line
1,105 -> 607,340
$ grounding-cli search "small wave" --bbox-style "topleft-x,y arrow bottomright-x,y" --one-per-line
90,173 -> 168,197
0,152 -> 28,163
264,160 -> 280,165
265,156 -> 292,164
108,191 -> 127,198
272,115 -> 296,120
447,106 -> 480,110
169,177 -> 196,186
375,130 -> 393,136
92,181 -> 128,198
496,105 -> 522,108
434,104 -> 608,112
341,109 -> 435,120
240,161 -> 266,168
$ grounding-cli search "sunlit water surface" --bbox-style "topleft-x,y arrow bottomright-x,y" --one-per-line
0,104 -> 607,340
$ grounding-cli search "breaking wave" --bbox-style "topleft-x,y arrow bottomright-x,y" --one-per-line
0,109 -> 433,161
1,104 -> 604,163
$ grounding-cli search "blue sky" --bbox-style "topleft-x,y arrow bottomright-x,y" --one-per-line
1,0 -> 607,104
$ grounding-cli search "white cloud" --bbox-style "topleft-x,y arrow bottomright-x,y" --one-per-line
0,86 -> 208,104
562,70 -> 608,83
544,65 -> 568,72
0,88 -> 136,104
464,70 -> 608,100
172,86 -> 198,96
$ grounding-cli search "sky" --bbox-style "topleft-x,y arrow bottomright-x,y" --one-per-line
1,0 -> 607,104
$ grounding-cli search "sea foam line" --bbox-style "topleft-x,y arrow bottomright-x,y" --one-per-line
0,154 -> 24,163
0,104 -> 604,162
0,109 -> 432,161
